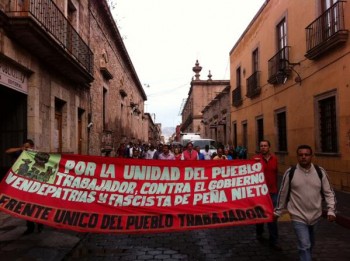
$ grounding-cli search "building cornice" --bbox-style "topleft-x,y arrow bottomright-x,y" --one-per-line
229,0 -> 269,55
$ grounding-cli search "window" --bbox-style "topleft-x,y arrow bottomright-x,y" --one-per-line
232,121 -> 237,148
322,0 -> 338,11
236,67 -> 241,88
256,117 -> 264,151
103,88 -> 108,130
306,0 -> 346,59
316,93 -> 338,153
78,108 -> 84,154
55,98 -> 66,153
275,109 -> 287,152
277,18 -> 287,51
268,19 -> 289,84
232,67 -> 243,107
68,0 -> 78,27
252,48 -> 259,73
242,121 -> 248,149
247,48 -> 261,98
322,0 -> 340,37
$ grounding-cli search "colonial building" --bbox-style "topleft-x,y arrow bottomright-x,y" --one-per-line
229,0 -> 350,191
201,86 -> 230,146
143,112 -> 160,145
181,60 -> 230,138
0,0 -> 153,174
88,1 -> 147,155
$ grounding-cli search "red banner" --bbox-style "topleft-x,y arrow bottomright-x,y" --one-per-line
0,151 -> 273,233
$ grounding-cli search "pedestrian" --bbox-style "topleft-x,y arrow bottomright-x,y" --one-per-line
230,146 -> 238,159
173,147 -> 182,160
274,144 -> 336,261
131,147 -> 141,159
224,148 -> 233,160
202,145 -> 212,160
153,143 -> 163,159
213,148 -> 227,160
5,139 -> 44,235
236,144 -> 247,159
145,144 -> 156,159
158,144 -> 175,160
253,140 -> 281,250
181,142 -> 198,160
195,146 -> 205,160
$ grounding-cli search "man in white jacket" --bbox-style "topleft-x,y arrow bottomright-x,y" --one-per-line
274,144 -> 336,261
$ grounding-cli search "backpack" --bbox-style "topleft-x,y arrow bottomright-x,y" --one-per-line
286,164 -> 324,202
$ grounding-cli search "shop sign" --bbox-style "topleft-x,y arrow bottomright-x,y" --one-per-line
0,57 -> 28,94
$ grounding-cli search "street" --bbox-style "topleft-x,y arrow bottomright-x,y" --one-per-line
1,211 -> 350,260
64,218 -> 350,261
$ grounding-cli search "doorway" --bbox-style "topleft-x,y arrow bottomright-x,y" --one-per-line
0,86 -> 27,178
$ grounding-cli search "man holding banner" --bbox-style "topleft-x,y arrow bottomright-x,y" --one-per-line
5,139 -> 44,235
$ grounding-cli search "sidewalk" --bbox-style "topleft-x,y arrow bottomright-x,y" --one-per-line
0,213 -> 85,260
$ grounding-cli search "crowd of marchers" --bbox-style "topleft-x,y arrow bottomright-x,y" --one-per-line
116,139 -> 337,261
115,141 -> 248,160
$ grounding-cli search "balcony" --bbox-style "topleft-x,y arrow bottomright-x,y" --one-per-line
180,114 -> 193,132
232,87 -> 242,107
267,46 -> 291,85
305,1 -> 348,60
4,0 -> 94,86
246,71 -> 261,98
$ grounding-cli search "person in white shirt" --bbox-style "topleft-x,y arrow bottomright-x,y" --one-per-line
275,144 -> 336,261
145,144 -> 156,159
202,145 -> 212,160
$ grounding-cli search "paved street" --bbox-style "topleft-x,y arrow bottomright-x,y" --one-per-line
1,185 -> 350,261
1,211 -> 349,261
65,218 -> 350,261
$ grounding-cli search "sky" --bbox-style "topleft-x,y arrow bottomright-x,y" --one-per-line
113,0 -> 266,129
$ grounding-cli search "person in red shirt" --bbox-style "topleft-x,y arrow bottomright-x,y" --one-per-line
253,140 -> 281,251
173,147 -> 182,160
181,142 -> 198,160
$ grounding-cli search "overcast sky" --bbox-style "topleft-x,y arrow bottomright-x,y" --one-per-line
113,0 -> 265,129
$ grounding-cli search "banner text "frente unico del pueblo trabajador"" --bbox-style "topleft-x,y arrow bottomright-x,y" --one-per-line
0,151 -> 273,233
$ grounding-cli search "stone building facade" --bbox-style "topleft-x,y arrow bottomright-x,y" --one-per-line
229,0 -> 350,191
0,0 -> 155,174
143,113 -> 161,145
88,1 -> 148,155
181,60 -> 230,138
201,86 -> 230,146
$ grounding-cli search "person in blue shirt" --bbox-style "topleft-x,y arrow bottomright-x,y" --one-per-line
195,146 -> 205,160
224,148 -> 233,160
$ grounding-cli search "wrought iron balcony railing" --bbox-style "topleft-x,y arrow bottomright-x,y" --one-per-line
246,71 -> 261,98
305,1 -> 348,59
6,0 -> 93,83
232,86 -> 243,107
267,46 -> 290,84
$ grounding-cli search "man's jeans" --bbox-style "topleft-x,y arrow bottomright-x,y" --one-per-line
256,193 -> 278,245
292,221 -> 317,261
